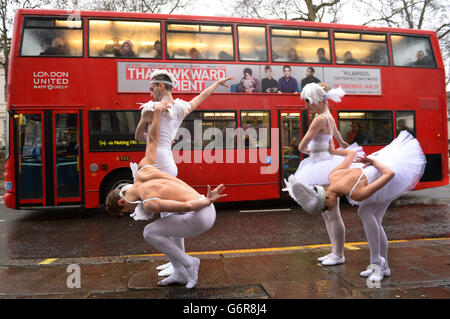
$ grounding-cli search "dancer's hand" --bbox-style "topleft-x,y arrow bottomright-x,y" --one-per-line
154,100 -> 171,112
355,155 -> 374,167
216,77 -> 234,89
206,184 -> 227,202
339,141 -> 350,149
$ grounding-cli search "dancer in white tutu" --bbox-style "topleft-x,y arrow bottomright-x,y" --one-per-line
291,130 -> 426,282
285,82 -> 361,266
106,105 -> 227,288
133,70 -> 233,277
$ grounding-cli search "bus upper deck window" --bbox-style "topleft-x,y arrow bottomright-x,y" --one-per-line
20,17 -> 83,57
238,26 -> 267,61
270,28 -> 331,64
391,35 -> 436,68
89,20 -> 161,58
334,32 -> 389,66
166,23 -> 234,61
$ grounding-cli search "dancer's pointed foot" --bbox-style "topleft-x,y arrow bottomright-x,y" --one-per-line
321,254 -> 345,266
158,265 -> 174,277
157,272 -> 188,286
317,253 -> 332,262
186,257 -> 200,289
156,262 -> 171,271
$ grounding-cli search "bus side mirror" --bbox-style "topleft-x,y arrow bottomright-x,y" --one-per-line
14,114 -> 23,126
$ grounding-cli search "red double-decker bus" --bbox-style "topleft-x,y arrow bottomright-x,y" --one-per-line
4,9 -> 447,209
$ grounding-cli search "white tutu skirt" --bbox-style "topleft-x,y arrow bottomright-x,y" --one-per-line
290,143 -> 364,186
348,130 -> 426,206
284,143 -> 363,205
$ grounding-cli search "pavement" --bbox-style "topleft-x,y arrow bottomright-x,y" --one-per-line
0,235 -> 449,300
0,181 -> 449,300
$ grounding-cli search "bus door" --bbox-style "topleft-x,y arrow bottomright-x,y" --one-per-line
15,110 -> 82,207
279,110 -> 302,194
16,112 -> 45,206
52,111 -> 82,205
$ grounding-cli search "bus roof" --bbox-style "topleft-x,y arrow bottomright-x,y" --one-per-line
16,8 -> 437,37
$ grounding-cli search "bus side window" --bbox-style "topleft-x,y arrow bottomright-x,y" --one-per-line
20,18 -> 83,57
240,111 -> 270,148
391,35 -> 436,68
238,26 -> 267,61
89,20 -> 161,58
334,32 -> 389,66
396,111 -> 416,137
166,23 -> 234,61
175,111 -> 237,150
270,28 -> 330,64
338,111 -> 393,146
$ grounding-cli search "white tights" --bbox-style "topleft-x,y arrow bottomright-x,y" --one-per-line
143,204 -> 216,276
322,197 -> 345,257
153,148 -> 185,271
357,201 -> 390,268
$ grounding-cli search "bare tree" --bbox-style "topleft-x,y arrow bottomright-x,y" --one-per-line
84,0 -> 193,14
232,0 -> 342,22
355,0 -> 450,86
0,0 -> 55,101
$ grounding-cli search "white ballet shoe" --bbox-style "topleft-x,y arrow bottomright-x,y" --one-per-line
158,265 -> 174,277
321,254 -> 345,266
157,273 -> 188,286
185,257 -> 200,289
367,257 -> 386,282
317,253 -> 332,262
156,262 -> 171,271
360,267 -> 391,277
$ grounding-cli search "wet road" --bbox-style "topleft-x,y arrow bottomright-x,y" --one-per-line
0,198 -> 449,262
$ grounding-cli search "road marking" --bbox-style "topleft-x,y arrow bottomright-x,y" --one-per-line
344,244 -> 361,250
121,237 -> 449,258
38,258 -> 58,265
37,237 -> 450,264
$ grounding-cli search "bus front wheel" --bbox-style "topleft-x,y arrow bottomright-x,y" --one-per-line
100,170 -> 133,207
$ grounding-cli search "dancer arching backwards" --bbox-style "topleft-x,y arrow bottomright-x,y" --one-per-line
132,70 -> 233,278
291,130 -> 426,282
105,105 -> 227,289
284,82 -> 362,266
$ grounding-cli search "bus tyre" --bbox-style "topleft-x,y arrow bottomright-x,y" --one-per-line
100,170 -> 133,207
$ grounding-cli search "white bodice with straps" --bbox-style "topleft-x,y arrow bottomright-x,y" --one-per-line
307,114 -> 333,162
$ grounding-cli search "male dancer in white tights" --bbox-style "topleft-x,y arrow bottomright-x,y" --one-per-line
134,70 -> 233,277
105,105 -> 226,288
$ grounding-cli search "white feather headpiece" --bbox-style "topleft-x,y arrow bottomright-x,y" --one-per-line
301,83 -> 345,104
150,69 -> 177,87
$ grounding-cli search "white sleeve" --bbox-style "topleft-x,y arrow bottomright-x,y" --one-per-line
139,101 -> 155,115
170,99 -> 191,120
129,162 -> 138,181
130,203 -> 154,221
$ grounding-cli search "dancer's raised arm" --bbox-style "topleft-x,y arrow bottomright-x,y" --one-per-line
328,149 -> 357,177
143,185 -> 227,214
187,77 -> 234,113
139,106 -> 163,167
